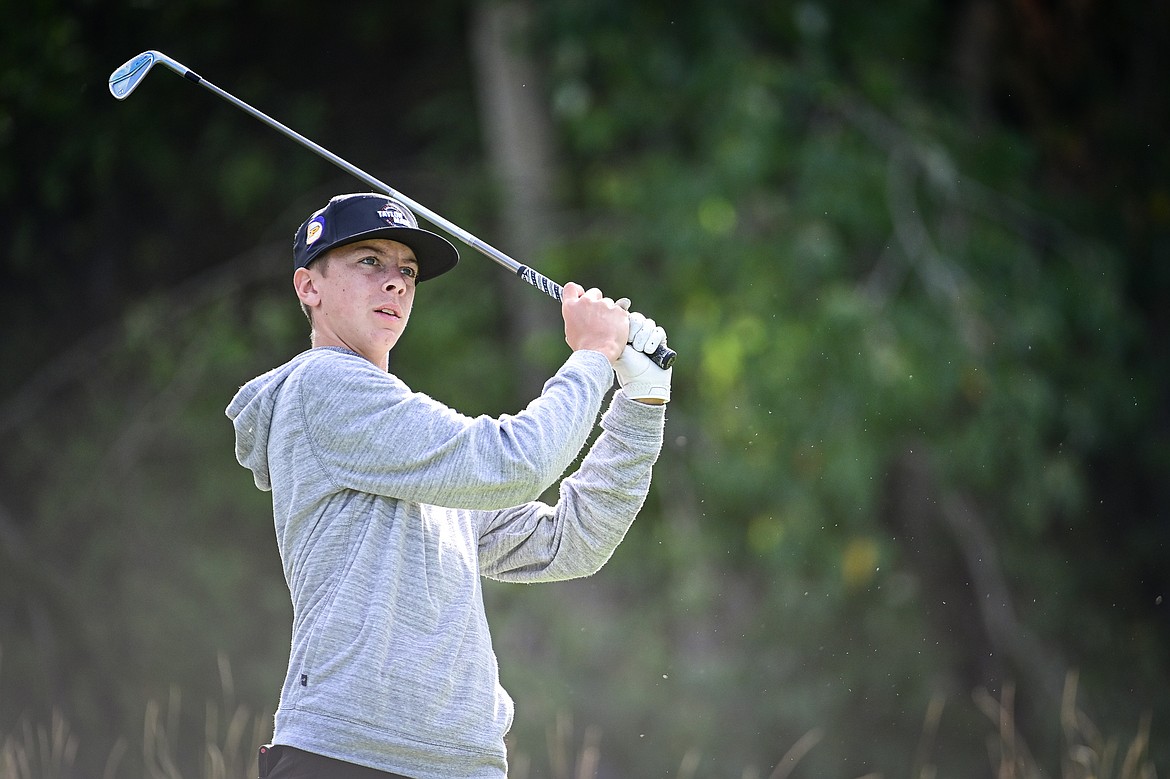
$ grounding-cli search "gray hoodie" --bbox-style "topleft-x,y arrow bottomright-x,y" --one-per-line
225,346 -> 665,778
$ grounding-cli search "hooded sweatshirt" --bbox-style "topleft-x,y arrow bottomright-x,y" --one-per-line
225,346 -> 665,778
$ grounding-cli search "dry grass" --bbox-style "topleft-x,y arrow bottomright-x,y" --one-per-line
0,710 -> 78,779
2,652 -> 270,779
0,666 -> 1158,778
129,683 -> 270,779
973,671 -> 1157,779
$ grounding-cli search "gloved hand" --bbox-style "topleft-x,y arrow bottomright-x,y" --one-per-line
613,303 -> 672,404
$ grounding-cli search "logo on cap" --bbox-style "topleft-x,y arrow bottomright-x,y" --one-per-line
305,217 -> 325,245
377,200 -> 415,229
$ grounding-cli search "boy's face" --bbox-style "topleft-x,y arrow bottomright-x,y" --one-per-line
294,239 -> 420,370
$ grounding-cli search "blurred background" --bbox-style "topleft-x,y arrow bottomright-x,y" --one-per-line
1,1 -> 1166,777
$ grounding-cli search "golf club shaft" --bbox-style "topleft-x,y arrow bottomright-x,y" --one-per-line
111,51 -> 675,369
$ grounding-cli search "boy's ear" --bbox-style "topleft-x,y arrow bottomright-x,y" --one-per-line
293,267 -> 320,309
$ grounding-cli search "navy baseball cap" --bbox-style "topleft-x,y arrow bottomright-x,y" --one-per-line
293,193 -> 459,282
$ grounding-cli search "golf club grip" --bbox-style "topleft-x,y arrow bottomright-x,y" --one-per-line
648,344 -> 677,370
517,266 -> 677,370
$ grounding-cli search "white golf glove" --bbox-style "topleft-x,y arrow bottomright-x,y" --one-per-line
614,304 -> 672,404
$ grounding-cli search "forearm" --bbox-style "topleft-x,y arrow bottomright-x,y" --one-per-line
479,393 -> 666,581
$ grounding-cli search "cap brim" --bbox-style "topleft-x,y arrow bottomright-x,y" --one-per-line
312,226 -> 460,282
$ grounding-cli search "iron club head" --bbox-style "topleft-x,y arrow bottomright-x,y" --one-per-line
109,51 -> 158,99
109,50 -> 192,100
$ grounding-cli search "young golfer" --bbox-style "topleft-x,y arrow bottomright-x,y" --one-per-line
226,193 -> 671,778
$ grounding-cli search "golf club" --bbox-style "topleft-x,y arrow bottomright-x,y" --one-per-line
109,50 -> 676,369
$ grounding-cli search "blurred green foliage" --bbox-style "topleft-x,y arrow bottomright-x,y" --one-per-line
1,1 -> 1166,777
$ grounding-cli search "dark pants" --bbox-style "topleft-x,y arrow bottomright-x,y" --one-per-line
261,745 -> 412,779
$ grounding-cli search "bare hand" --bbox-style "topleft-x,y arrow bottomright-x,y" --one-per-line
561,282 -> 628,364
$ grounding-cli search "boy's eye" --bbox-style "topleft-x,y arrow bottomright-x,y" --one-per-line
401,266 -> 418,279
360,256 -> 380,266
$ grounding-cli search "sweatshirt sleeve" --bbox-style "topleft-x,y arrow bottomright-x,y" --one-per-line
476,391 -> 666,582
296,349 -> 613,510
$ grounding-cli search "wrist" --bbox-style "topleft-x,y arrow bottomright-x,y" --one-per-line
573,343 -> 622,364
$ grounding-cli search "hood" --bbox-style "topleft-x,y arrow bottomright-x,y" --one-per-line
225,352 -> 312,491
